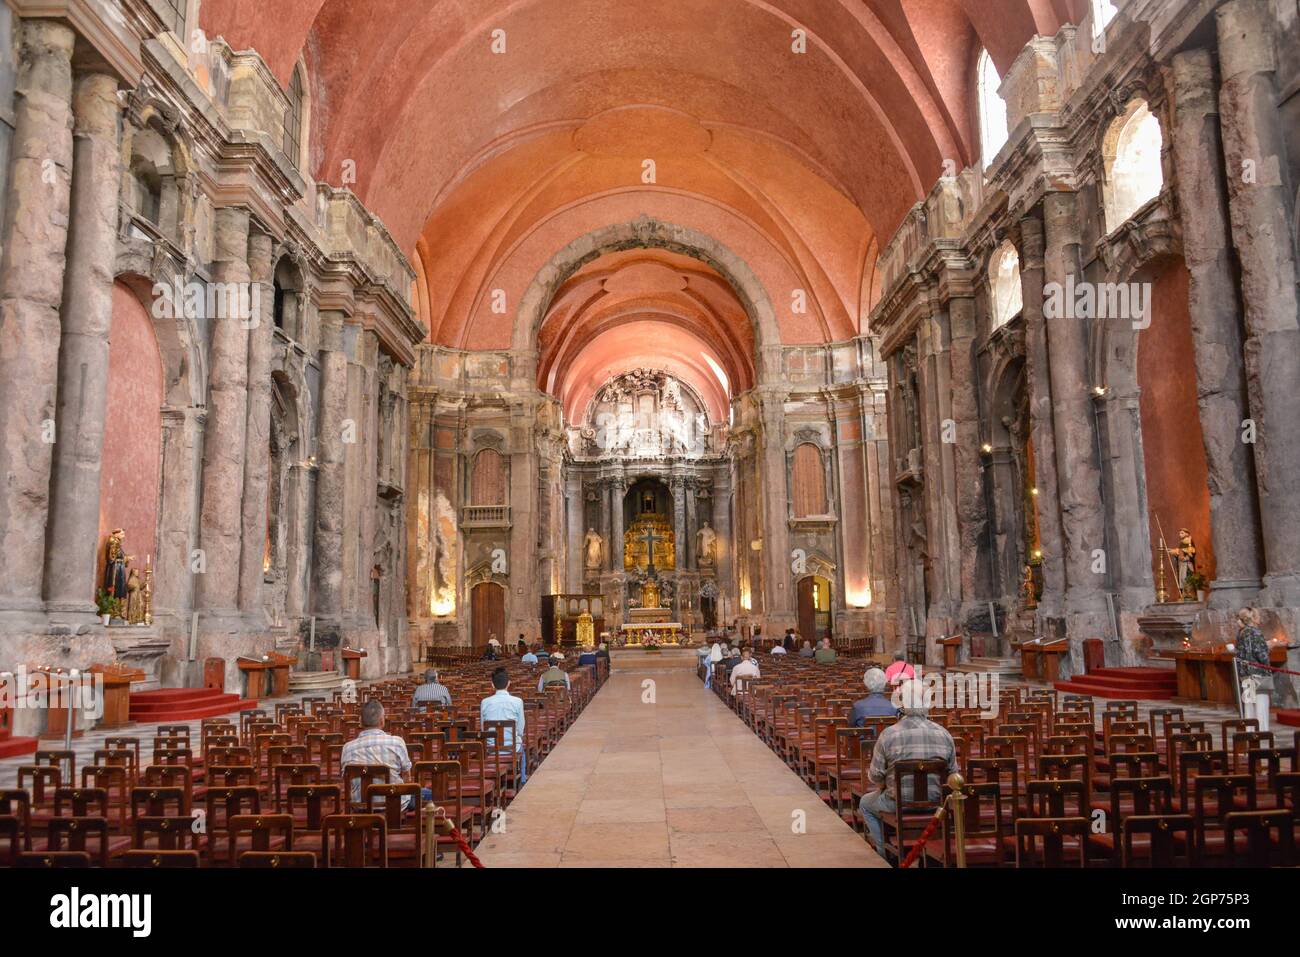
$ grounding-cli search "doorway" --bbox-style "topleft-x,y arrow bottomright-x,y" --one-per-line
796,576 -> 833,644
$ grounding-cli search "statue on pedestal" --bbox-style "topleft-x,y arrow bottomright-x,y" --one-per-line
696,521 -> 717,567
102,529 -> 130,606
1170,528 -> 1197,600
125,568 -> 145,624
583,528 -> 604,570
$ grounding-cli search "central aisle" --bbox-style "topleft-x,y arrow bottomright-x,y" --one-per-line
475,667 -> 888,867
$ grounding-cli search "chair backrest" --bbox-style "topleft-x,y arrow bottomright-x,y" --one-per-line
891,758 -> 949,812
46,817 -> 111,866
238,850 -> 317,868
121,849 -> 201,868
1026,778 -> 1087,818
130,786 -> 187,819
321,813 -> 387,867
133,815 -> 198,851
1014,817 -> 1088,867
228,813 -> 295,857
1109,775 -> 1174,824
1224,810 -> 1298,867
204,786 -> 261,832
286,784 -> 343,830
1122,814 -> 1197,867
343,764 -> 393,811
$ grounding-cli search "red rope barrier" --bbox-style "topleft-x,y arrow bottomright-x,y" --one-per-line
1239,658 -> 1300,678
898,801 -> 948,869
441,822 -> 484,868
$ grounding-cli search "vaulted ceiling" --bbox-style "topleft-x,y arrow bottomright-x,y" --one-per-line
202,0 -> 1082,415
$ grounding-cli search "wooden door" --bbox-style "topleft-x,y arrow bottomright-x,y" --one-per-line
797,577 -> 816,645
471,582 -> 506,652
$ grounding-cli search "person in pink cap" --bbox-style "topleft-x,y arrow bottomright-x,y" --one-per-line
883,652 -> 915,686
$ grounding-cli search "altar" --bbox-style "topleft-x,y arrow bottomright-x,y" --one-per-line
619,622 -> 685,646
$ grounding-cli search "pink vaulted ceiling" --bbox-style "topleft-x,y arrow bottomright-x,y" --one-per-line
203,0 -> 1081,398
539,249 -> 750,424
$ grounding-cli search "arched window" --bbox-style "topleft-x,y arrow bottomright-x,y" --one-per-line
1104,100 -> 1164,231
792,443 -> 827,517
978,50 -> 1009,170
284,64 -> 306,169
1091,0 -> 1119,42
989,241 -> 1023,329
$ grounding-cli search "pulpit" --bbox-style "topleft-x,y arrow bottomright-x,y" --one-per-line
341,647 -> 367,681
89,662 -> 146,729
1158,645 -> 1289,704
37,667 -> 91,739
937,635 -> 962,669
1038,640 -> 1071,681
266,652 -> 297,697
237,657 -> 274,699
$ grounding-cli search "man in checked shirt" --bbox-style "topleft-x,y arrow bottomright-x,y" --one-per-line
857,678 -> 958,856
341,699 -> 431,809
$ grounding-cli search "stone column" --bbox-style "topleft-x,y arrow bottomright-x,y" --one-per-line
312,311 -> 348,619
154,407 -> 204,620
947,293 -> 985,623
758,391 -> 794,627
685,480 -> 699,568
1216,0 -> 1300,604
196,208 -> 252,614
918,317 -> 956,641
712,470 -> 734,620
1170,48 -> 1263,608
1043,192 -> 1109,639
1019,214 -> 1067,618
506,399 -> 538,633
43,71 -> 121,617
238,227 -> 274,616
610,477 -> 626,571
671,474 -> 687,571
565,473 -> 584,591
0,21 -> 75,616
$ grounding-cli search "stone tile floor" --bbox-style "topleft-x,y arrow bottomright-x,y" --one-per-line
474,669 -> 889,867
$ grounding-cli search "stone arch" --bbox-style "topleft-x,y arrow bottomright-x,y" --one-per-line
273,252 -> 308,342
121,93 -> 197,249
514,216 -> 782,382
987,239 -> 1023,330
112,266 -> 205,410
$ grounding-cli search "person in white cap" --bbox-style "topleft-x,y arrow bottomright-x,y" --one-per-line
537,652 -> 571,691
857,678 -> 956,856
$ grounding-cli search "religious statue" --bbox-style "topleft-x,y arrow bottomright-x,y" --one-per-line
102,529 -> 130,606
696,521 -> 717,567
125,568 -> 145,624
1169,528 -> 1197,600
583,528 -> 604,570
1021,563 -> 1037,609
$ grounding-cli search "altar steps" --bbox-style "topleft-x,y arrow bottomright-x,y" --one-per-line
948,656 -> 1021,675
1279,710 -> 1300,729
1053,666 -> 1178,700
129,688 -> 256,722
0,736 -> 38,759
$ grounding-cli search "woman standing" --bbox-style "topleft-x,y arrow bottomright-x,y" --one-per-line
1233,607 -> 1272,732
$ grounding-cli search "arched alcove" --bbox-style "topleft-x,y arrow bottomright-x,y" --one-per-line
1104,100 -> 1164,232
978,49 -> 1010,170
988,240 -> 1023,330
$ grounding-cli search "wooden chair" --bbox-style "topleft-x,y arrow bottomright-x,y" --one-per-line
877,758 -> 948,865
133,815 -> 200,852
1014,818 -> 1089,867
121,849 -> 201,868
16,851 -> 93,868
1121,814 -> 1197,867
1224,810 -> 1297,867
366,783 -> 424,866
238,850 -> 317,868
321,813 -> 387,867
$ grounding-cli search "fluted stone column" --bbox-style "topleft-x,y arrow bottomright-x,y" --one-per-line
43,71 -> 121,617
0,21 -> 75,616
1170,48 -> 1264,608
1043,193 -> 1109,640
1019,215 -> 1067,618
196,208 -> 252,614
1216,1 -> 1300,604
238,228 -> 274,616
312,311 -> 347,620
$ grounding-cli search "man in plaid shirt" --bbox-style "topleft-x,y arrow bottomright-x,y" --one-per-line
858,679 -> 957,855
341,699 -> 431,808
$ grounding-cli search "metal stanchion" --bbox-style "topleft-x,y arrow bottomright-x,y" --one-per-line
947,772 -> 967,869
422,803 -> 437,868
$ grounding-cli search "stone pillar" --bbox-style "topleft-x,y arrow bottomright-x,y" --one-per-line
610,477 -> 626,572
1019,214 -> 1067,618
1170,48 -> 1264,608
0,21 -> 75,616
671,474 -> 687,571
154,407 -> 204,620
712,470 -> 734,620
1216,1 -> 1300,604
945,292 -> 985,624
506,399 -> 539,634
685,480 -> 699,568
1043,192 -> 1109,641
918,317 -> 956,641
565,473 -> 583,591
43,71 -> 121,617
312,311 -> 348,619
285,462 -> 313,620
357,330 -> 381,625
238,227 -> 274,616
758,390 -> 794,627
196,208 -> 252,614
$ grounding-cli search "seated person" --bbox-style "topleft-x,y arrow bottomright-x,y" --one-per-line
516,634 -> 528,656
782,629 -> 797,651
814,639 -> 838,664
884,653 -> 915,686
595,641 -> 610,661
578,647 -> 598,669
770,642 -> 788,655
480,667 -> 527,784
537,653 -> 571,691
728,647 -> 761,692
798,640 -> 815,658
341,700 -> 430,808
412,668 -> 451,708
520,644 -> 539,665
535,643 -> 551,664
851,668 -> 898,726
857,679 -> 957,855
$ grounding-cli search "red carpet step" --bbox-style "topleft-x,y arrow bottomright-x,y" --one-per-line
1053,666 -> 1178,700
0,735 -> 38,759
129,688 -> 256,723
1278,710 -> 1300,728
